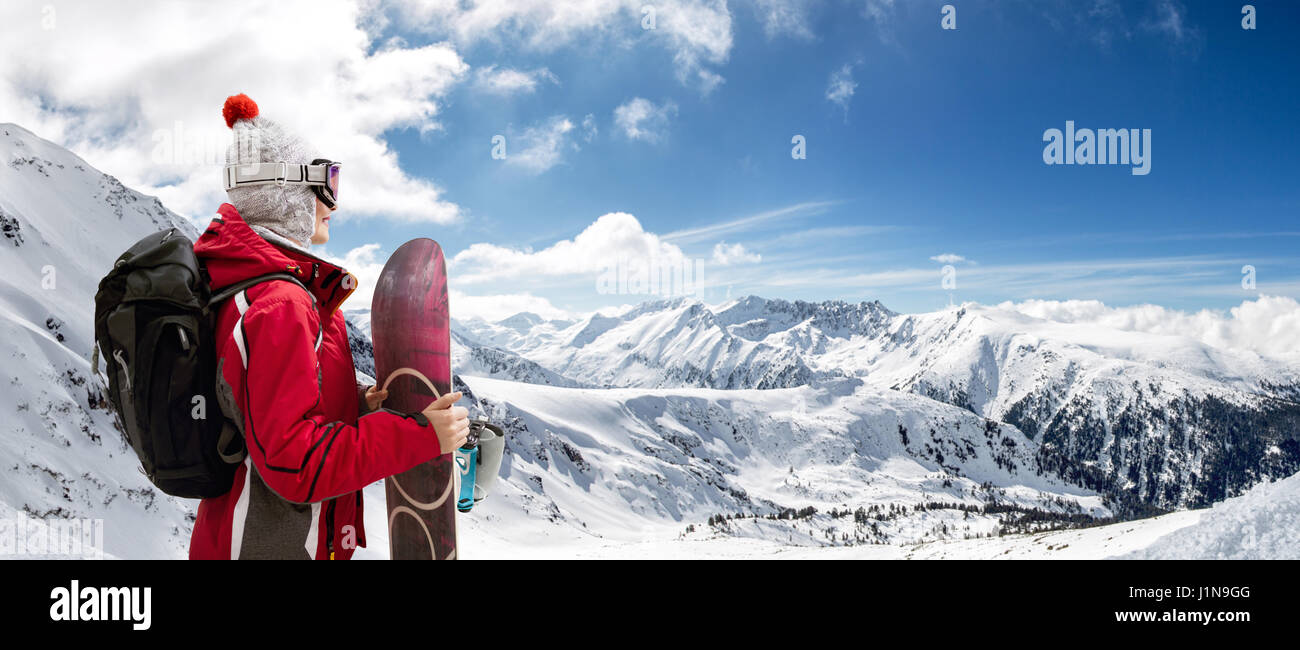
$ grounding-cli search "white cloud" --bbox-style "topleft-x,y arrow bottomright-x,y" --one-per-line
862,0 -> 896,19
860,0 -> 898,43
995,296 -> 1300,361
1145,0 -> 1192,42
472,65 -> 558,95
1086,0 -> 1131,50
740,254 -> 1300,309
0,1 -> 467,224
449,290 -> 573,322
449,212 -> 690,284
383,0 -> 733,94
1036,0 -> 1198,54
695,69 -> 726,95
322,243 -> 579,323
322,243 -> 576,322
1108,0 -> 1201,54
930,253 -> 967,264
712,242 -> 761,265
825,63 -> 858,117
613,97 -> 678,142
753,0 -> 816,40
655,0 -> 734,93
664,200 -> 838,244
505,116 -> 575,173
758,224 -> 899,247
581,113 -> 598,143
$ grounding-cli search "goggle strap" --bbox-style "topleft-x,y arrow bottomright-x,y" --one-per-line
224,163 -> 333,191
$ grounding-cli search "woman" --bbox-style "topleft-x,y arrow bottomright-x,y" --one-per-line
188,94 -> 469,560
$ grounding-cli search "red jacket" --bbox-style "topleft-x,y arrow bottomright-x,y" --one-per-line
189,203 -> 443,559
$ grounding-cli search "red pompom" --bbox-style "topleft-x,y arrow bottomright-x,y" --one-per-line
222,94 -> 259,128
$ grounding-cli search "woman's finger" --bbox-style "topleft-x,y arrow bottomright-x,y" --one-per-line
429,391 -> 463,410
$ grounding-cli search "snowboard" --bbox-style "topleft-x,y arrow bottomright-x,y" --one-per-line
372,238 -> 457,560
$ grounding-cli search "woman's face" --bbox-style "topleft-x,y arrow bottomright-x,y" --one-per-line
310,197 -> 334,245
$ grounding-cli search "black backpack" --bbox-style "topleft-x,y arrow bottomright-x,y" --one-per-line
92,227 -> 306,498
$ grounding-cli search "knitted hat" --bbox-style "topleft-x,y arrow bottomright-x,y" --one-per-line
222,94 -> 320,250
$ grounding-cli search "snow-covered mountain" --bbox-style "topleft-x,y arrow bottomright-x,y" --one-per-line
347,309 -> 581,387
451,296 -> 1300,516
453,297 -> 892,390
0,123 -> 198,557
864,304 -> 1300,512
1,122 -> 1295,559
348,305 -> 1130,548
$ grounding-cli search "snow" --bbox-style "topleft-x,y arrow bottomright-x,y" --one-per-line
396,375 -> 1107,551
1,121 -> 1297,560
358,473 -> 1300,559
454,297 -> 1300,512
0,123 -> 198,559
1120,472 -> 1300,560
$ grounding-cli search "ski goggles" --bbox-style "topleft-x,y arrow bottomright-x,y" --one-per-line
223,159 -> 341,209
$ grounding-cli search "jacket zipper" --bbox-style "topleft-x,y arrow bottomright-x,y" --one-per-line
325,499 -> 336,560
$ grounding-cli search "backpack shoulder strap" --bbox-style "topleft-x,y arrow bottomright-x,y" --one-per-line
208,273 -> 311,311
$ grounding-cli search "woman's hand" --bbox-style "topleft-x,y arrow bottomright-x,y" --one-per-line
364,385 -> 388,412
421,391 -> 470,452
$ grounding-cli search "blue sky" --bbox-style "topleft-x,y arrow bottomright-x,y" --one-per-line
3,0 -> 1297,320
326,0 -> 1300,317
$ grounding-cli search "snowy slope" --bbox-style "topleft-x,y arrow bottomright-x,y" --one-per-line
380,374 -> 1294,560
1120,470 -> 1300,560
443,508 -> 1208,560
434,375 -> 1108,551
0,123 -> 199,558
